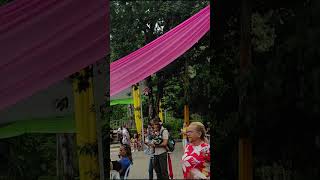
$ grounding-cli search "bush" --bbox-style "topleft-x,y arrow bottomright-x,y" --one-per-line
163,116 -> 183,140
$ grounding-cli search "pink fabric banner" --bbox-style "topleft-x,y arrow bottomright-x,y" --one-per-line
110,5 -> 210,97
0,0 -> 109,111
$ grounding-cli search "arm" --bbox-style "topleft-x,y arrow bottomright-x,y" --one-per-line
155,139 -> 168,148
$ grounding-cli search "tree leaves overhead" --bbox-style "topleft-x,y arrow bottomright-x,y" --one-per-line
0,0 -> 12,6
110,1 -> 209,61
110,1 -> 210,120
213,0 -> 320,179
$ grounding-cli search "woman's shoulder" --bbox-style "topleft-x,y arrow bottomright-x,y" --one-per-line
200,143 -> 210,152
201,142 -> 210,147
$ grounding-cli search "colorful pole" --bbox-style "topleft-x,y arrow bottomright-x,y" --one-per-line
159,100 -> 164,122
73,70 -> 99,180
132,84 -> 142,135
184,105 -> 190,126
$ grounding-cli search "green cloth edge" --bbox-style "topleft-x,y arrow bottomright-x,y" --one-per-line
0,99 -> 133,139
0,116 -> 75,139
110,98 -> 133,105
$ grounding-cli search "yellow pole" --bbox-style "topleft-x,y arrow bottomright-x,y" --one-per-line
132,84 -> 142,135
158,100 -> 164,122
73,70 -> 99,180
183,105 -> 189,149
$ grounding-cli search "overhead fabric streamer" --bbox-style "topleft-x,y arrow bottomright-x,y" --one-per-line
0,0 -> 109,111
110,5 -> 210,96
0,117 -> 75,139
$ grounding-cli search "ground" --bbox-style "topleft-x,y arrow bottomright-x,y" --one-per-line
110,142 -> 184,179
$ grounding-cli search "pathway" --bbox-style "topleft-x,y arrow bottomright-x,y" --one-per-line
110,142 -> 184,179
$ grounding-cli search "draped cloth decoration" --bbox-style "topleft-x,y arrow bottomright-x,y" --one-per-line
132,85 -> 142,135
0,0 -> 109,111
110,5 -> 210,97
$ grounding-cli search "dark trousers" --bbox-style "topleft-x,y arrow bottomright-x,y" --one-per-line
149,156 -> 154,179
154,152 -> 169,180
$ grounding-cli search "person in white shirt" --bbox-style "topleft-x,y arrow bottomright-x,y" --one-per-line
117,126 -> 123,144
144,124 -> 155,179
149,118 -> 169,180
122,125 -> 130,146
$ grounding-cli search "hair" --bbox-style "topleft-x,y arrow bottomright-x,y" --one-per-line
121,144 -> 133,164
189,122 -> 206,141
150,117 -> 161,125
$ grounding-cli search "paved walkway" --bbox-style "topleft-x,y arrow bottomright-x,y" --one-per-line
111,142 -> 184,179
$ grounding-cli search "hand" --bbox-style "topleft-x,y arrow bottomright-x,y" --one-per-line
150,143 -> 155,148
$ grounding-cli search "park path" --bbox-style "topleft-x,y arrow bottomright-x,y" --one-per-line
111,142 -> 184,179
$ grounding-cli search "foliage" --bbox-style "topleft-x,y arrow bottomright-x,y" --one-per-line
212,0 -> 320,179
162,112 -> 183,139
110,104 -> 129,129
110,1 -> 211,122
0,0 -> 12,6
0,134 -> 56,179
110,1 -> 209,61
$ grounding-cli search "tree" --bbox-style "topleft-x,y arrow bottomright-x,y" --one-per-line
110,1 -> 210,122
212,0 -> 320,179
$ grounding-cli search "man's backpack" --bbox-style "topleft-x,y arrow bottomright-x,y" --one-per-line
160,128 -> 175,152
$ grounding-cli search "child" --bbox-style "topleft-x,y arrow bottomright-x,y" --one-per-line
131,133 -> 138,152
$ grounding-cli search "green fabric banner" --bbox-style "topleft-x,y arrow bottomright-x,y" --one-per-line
110,98 -> 133,106
0,99 -> 133,139
0,116 -> 75,139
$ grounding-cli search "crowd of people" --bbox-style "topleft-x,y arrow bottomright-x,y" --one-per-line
110,118 -> 211,179
116,124 -> 142,152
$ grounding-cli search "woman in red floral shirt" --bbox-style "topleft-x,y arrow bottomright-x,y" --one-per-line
181,122 -> 210,179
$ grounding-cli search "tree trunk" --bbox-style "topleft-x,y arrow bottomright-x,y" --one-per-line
239,0 -> 253,180
58,133 -> 75,180
155,72 -> 165,116
145,77 -> 156,120
144,28 -> 157,121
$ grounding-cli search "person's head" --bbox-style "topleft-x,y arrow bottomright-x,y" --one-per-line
119,144 -> 133,163
150,117 -> 161,131
187,122 -> 206,143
